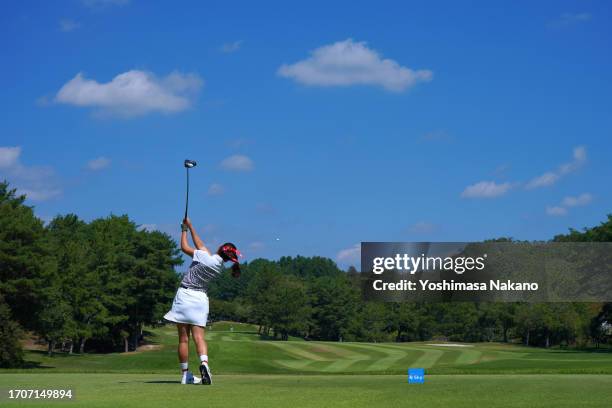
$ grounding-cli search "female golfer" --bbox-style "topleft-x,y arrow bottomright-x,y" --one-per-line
164,217 -> 241,385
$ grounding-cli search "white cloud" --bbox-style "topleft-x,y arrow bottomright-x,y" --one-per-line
526,146 -> 586,189
138,223 -> 157,231
546,193 -> 592,217
0,146 -> 61,201
572,146 -> 587,162
12,166 -> 61,200
559,146 -> 587,175
220,154 -> 254,172
207,183 -> 225,196
562,193 -> 592,207
0,146 -> 21,168
336,243 -> 361,264
461,147 -> 589,203
409,221 -> 436,234
17,189 -> 61,201
87,156 -> 111,170
221,40 -> 243,53
55,70 -> 203,117
525,172 -> 559,189
546,206 -> 568,216
60,19 -> 80,32
461,181 -> 512,199
278,39 -> 433,92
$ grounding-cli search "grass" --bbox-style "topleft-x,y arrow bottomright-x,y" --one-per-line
1,374 -> 612,408
6,321 -> 612,375
1,322 -> 612,407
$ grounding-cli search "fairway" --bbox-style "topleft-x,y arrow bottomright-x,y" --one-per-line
7,322 -> 612,375
1,374 -> 612,408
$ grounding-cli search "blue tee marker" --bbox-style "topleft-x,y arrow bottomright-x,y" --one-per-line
408,368 -> 425,384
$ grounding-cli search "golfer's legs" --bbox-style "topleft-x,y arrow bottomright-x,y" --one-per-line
177,324 -> 190,363
191,325 -> 208,357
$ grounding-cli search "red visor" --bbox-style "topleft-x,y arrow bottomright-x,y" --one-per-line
222,245 -> 242,263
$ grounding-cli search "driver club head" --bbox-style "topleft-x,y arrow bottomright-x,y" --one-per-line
184,159 -> 197,168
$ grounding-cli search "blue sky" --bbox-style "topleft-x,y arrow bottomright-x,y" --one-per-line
1,0 -> 611,269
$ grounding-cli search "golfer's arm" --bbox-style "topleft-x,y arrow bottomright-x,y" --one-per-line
180,231 -> 195,257
189,226 -> 211,254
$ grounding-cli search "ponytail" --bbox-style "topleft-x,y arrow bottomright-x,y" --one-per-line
217,242 -> 242,278
231,262 -> 241,278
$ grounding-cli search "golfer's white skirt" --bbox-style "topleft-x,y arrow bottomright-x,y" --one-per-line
164,287 -> 209,327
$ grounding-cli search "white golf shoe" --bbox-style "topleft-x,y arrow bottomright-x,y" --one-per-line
181,371 -> 202,384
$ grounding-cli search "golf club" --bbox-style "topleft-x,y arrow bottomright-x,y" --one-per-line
184,159 -> 197,220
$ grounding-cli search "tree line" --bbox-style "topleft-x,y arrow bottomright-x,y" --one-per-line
207,219 -> 612,346
1,182 -> 181,367
208,261 -> 610,347
1,180 -> 611,369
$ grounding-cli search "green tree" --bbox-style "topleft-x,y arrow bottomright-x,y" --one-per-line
430,303 -> 480,342
0,182 -> 52,330
38,294 -> 76,356
207,261 -> 252,301
0,294 -> 24,367
87,216 -> 181,352
266,275 -> 311,340
554,215 -> 612,347
554,214 -> 612,242
123,229 -> 181,350
46,214 -> 108,353
309,276 -> 358,341
385,302 -> 422,342
350,302 -> 390,342
591,303 -> 612,347
278,256 -> 343,279
515,303 -> 540,346
246,260 -> 283,335
482,303 -> 516,342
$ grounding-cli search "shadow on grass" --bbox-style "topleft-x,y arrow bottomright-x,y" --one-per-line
116,380 -> 180,384
27,350 -> 90,359
115,380 -> 180,384
209,329 -> 260,335
141,330 -> 162,346
19,350 -> 91,370
16,360 -> 51,369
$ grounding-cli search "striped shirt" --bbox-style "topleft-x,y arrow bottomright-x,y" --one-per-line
180,250 -> 224,292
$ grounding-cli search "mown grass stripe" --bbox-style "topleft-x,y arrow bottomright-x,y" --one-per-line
266,341 -> 329,361
454,349 -> 483,365
316,344 -> 372,372
331,343 -> 408,371
411,348 -> 445,368
274,359 -> 318,370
